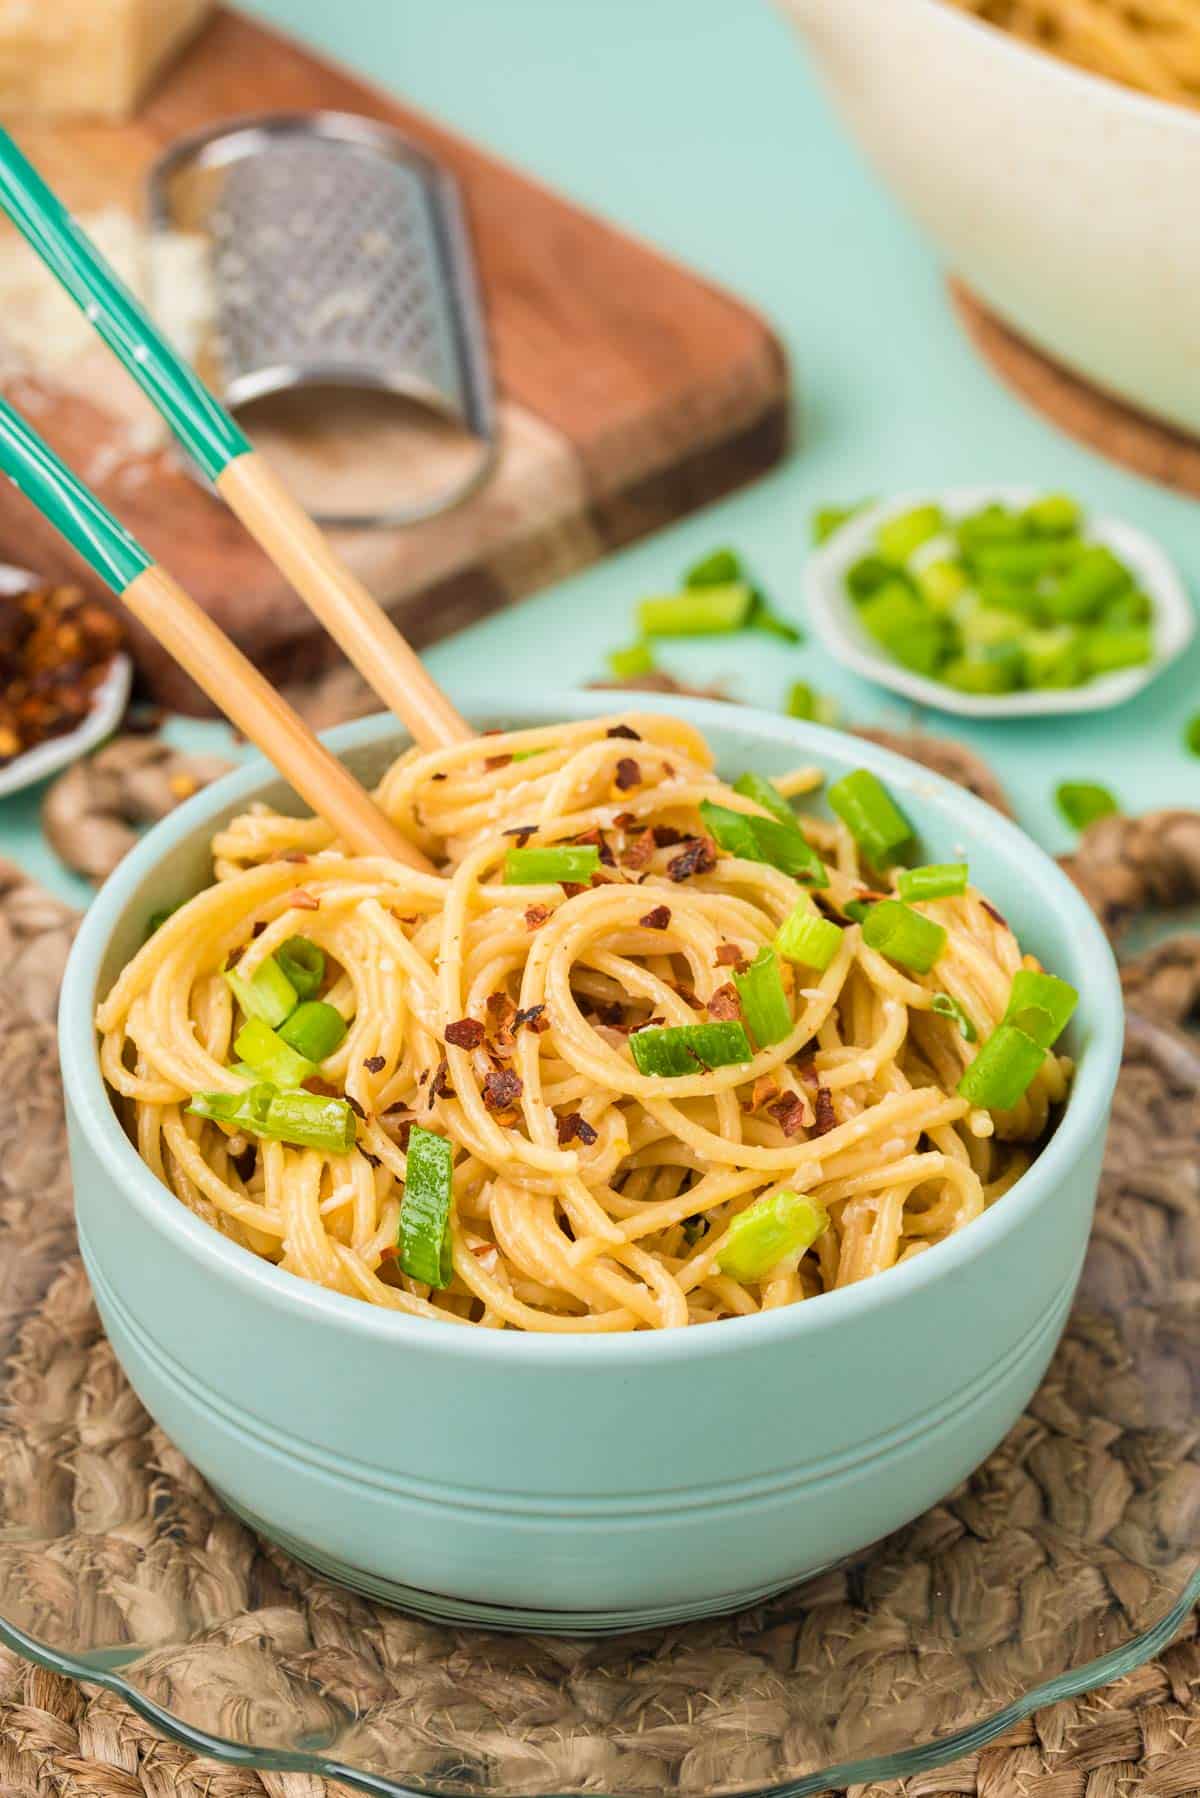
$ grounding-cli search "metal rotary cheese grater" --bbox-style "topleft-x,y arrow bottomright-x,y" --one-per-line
146,110 -> 495,529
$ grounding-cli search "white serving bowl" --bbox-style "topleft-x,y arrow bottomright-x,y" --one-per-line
778,0 -> 1200,435
806,486 -> 1194,719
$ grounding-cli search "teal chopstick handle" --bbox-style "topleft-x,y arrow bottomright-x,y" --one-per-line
0,396 -> 151,592
0,128 -> 250,482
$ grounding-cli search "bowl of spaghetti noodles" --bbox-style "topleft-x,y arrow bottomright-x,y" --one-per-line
780,0 -> 1200,437
61,696 -> 1122,1629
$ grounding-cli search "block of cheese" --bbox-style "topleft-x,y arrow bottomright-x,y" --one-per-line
0,0 -> 213,121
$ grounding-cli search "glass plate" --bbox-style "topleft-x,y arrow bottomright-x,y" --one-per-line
1,966 -> 1196,1797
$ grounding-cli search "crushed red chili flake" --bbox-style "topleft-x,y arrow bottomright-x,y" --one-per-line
607,724 -> 642,741
592,999 -> 626,1028
639,904 -> 671,929
358,1147 -> 382,1169
445,1018 -> 485,1050
795,1056 -> 819,1088
613,811 -> 638,828
560,880 -> 587,898
524,904 -> 550,930
714,943 -> 747,968
382,1111 -> 414,1150
345,1095 -> 368,1122
768,1092 -> 807,1137
671,984 -> 704,1010
749,1074 -> 781,1111
284,889 -> 320,911
556,1111 -> 598,1147
280,850 -> 309,865
429,1060 -> 454,1105
981,899 -> 1009,928
614,757 -> 641,791
430,771 -> 447,782
304,1077 -> 340,1097
706,983 -> 741,1021
513,1003 -> 548,1033
621,831 -> 656,871
652,825 -> 685,847
813,1086 -> 837,1136
487,991 -> 517,1026
482,1068 -> 523,1114
484,754 -> 512,771
0,583 -> 123,765
668,837 -> 716,883
363,1055 -> 386,1074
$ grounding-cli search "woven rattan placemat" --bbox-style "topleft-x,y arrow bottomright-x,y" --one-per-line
3,739 -> 1199,1797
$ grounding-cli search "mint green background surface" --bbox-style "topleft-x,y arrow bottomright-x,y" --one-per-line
2,0 -> 1197,903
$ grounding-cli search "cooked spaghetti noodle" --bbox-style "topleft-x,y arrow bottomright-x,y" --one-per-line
97,712 -> 1072,1332
944,0 -> 1200,107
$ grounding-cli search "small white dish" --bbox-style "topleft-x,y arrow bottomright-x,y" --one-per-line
804,485 -> 1195,719
0,559 -> 132,798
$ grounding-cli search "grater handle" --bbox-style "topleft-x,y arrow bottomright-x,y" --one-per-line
0,127 -> 472,753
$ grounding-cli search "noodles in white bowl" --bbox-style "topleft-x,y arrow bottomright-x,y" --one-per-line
96,711 -> 1075,1332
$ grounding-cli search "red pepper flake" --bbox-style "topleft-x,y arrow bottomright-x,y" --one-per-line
714,943 -> 749,970
768,1092 -> 807,1138
345,1095 -> 368,1122
484,753 -> 512,771
363,1055 -> 386,1074
706,983 -> 741,1021
607,724 -> 642,741
359,1147 -> 382,1169
639,904 -> 671,930
556,1111 -> 599,1147
613,811 -> 638,828
524,904 -> 550,930
668,837 -> 717,883
304,1076 -> 340,1097
981,900 -> 1009,928
429,1059 -> 454,1106
280,850 -> 309,864
514,1003 -> 548,1034
749,1075 -> 781,1112
382,1111 -> 414,1150
813,1086 -> 837,1136
445,1017 -> 485,1050
284,888 -> 319,911
652,825 -> 685,847
614,757 -> 641,791
430,771 -> 447,782
621,831 -> 656,871
482,1068 -> 523,1114
671,984 -> 704,1010
560,880 -> 587,898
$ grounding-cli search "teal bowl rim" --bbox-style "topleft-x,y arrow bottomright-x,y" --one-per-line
60,691 -> 1124,1367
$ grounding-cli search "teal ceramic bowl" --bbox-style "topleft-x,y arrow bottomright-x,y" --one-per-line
61,696 -> 1123,1632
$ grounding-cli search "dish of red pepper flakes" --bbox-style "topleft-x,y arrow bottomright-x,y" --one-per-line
0,584 -> 123,766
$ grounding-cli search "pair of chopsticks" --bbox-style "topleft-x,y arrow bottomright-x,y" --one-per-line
0,130 -> 476,873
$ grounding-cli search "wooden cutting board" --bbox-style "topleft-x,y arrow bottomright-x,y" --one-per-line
0,8 -> 788,715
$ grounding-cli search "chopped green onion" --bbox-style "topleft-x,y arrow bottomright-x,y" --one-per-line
278,999 -> 347,1063
224,954 -> 298,1029
897,862 -> 968,902
145,904 -> 179,939
717,1190 -> 828,1281
1055,781 -> 1118,831
931,992 -> 977,1042
970,538 -> 1080,582
1081,626 -> 1152,676
941,652 -> 1022,695
827,769 -> 914,867
747,591 -> 803,643
956,504 -> 1029,551
775,896 -> 843,971
1044,546 -> 1130,620
607,641 -> 656,680
916,559 -> 969,610
957,1024 -> 1046,1110
1001,969 -> 1078,1048
277,937 -> 324,1000
629,1020 -> 753,1077
862,900 -> 946,973
1186,713 -> 1200,757
699,799 -> 826,884
1102,588 -> 1152,628
843,899 -> 871,924
785,680 -> 838,724
846,554 -> 897,600
812,499 -> 873,545
638,583 -> 752,636
684,547 -> 742,587
733,946 -> 793,1048
1024,628 -> 1086,690
188,1083 -> 355,1153
234,1017 -> 315,1089
876,503 -> 944,563
733,770 -> 794,826
504,845 -> 600,884
399,1125 -> 455,1288
1023,492 -> 1081,536
859,582 -> 957,675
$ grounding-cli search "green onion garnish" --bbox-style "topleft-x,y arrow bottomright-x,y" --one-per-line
785,680 -> 838,724
638,583 -> 753,636
732,770 -> 794,826
224,954 -> 298,1029
827,769 -> 914,866
1001,969 -> 1078,1048
957,1024 -> 1046,1110
897,862 -> 968,902
234,1017 -> 315,1089
684,547 -> 742,587
1045,546 -> 1129,620
699,799 -> 826,884
812,499 -> 873,545
931,992 -> 977,1042
843,900 -> 871,924
276,937 -> 324,1000
846,554 -> 897,600
607,641 -> 656,680
1023,492 -> 1081,536
861,900 -> 946,973
716,1190 -> 828,1281
399,1125 -> 454,1289
1081,625 -> 1152,676
278,999 -> 347,1064
504,845 -> 600,885
746,591 -> 804,643
629,1020 -> 753,1077
188,1083 -> 356,1153
733,946 -> 792,1048
775,896 -> 842,971
876,503 -> 944,564
1186,713 -> 1200,757
1055,781 -> 1118,831
145,904 -> 179,939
